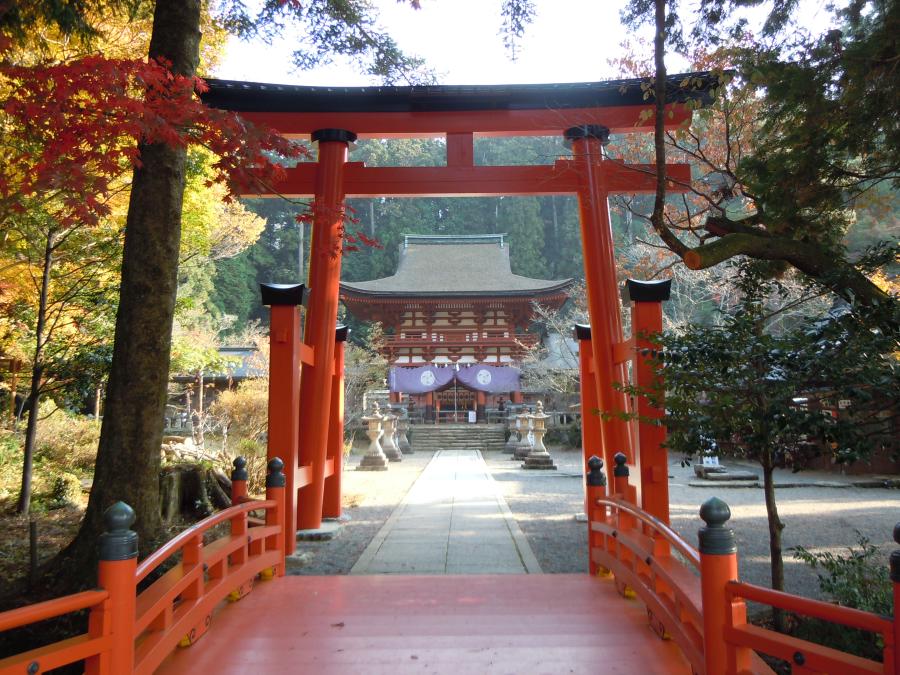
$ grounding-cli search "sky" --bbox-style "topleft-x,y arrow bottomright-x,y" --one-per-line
215,0 -> 658,86
215,0 -> 837,88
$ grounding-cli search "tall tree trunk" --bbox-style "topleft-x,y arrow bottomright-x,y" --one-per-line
53,0 -> 201,575
16,230 -> 54,514
762,450 -> 786,631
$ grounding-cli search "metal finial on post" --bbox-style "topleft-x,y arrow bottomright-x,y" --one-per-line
232,456 -> 248,482
266,457 -> 286,488
587,456 -> 606,487
99,502 -> 138,561
698,497 -> 736,555
613,452 -> 629,477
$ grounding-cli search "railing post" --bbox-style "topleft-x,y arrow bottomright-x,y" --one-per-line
890,523 -> 900,675
228,456 -> 249,572
625,279 -> 671,526
323,325 -> 348,519
261,282 -> 306,556
611,452 -> 636,598
231,456 -> 248,504
586,456 -> 610,577
265,457 -> 287,578
574,324 -> 607,496
95,502 -> 137,675
699,497 -> 750,675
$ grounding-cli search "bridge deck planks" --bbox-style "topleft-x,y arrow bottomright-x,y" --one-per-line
157,573 -> 691,674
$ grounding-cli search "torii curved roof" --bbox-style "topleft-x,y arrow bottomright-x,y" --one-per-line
340,235 -> 572,299
201,72 -> 718,115
200,72 -> 719,137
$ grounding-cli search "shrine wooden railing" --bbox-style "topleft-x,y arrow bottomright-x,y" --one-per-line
585,455 -> 900,675
0,457 -> 286,675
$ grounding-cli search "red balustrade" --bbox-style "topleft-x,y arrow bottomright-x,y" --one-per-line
0,457 -> 287,675
584,457 -> 900,675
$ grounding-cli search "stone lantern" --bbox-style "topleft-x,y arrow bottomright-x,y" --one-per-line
358,402 -> 389,471
523,401 -> 556,469
381,409 -> 403,462
515,408 -> 533,460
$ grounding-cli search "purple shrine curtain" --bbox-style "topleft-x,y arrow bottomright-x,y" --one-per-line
454,365 -> 521,393
389,365 -> 455,394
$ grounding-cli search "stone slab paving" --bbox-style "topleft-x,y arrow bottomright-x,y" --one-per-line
351,449 -> 542,575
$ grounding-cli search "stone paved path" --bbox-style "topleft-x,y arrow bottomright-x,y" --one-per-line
351,449 -> 542,575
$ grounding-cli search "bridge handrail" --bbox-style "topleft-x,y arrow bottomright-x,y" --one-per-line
589,485 -> 705,674
724,580 -> 896,674
0,590 -> 112,675
0,590 -> 109,633
585,456 -> 899,675
0,456 -> 287,675
135,499 -> 275,584
727,581 -> 892,635
595,496 -> 700,569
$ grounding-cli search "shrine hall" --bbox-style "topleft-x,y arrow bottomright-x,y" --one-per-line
340,233 -> 572,421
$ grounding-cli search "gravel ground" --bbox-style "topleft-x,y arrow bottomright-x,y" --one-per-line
489,448 -> 900,602
288,450 -> 434,575
667,458 -> 900,600
288,444 -> 900,607
486,448 -> 589,574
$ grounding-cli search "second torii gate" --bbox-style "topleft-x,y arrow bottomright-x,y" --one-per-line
203,74 -> 715,551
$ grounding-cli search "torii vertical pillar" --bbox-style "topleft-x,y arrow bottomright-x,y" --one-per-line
566,125 -> 637,504
574,324 -> 608,497
625,279 -> 671,525
261,283 -> 307,556
323,324 -> 349,520
296,128 -> 355,532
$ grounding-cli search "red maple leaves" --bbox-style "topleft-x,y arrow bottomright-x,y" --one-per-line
1,55 -> 306,230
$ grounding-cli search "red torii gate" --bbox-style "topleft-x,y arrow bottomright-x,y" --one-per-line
202,75 -> 716,551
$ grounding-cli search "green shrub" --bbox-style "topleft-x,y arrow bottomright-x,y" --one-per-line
209,379 -> 268,445
792,533 -> 892,661
50,472 -> 81,507
542,426 -> 566,446
235,438 -> 267,494
33,471 -> 82,509
34,404 -> 99,471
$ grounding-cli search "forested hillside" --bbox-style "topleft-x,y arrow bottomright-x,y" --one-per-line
211,136 -> 586,331
208,135 -> 898,336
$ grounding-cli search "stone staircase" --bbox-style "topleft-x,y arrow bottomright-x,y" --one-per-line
408,423 -> 508,453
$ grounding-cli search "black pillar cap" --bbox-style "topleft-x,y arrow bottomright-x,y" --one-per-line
587,455 -> 607,487
573,323 -> 592,341
623,279 -> 672,303
266,457 -> 286,488
613,452 -> 629,477
99,501 -> 138,561
260,283 -> 309,307
311,128 -> 358,144
698,496 -> 737,555
231,456 -> 248,482
336,324 -> 350,342
563,124 -> 610,145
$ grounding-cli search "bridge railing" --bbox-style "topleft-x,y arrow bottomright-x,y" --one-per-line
0,456 -> 287,675
585,454 -> 900,675
722,581 -> 896,674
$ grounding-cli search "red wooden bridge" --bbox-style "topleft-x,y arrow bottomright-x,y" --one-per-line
2,74 -> 899,674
